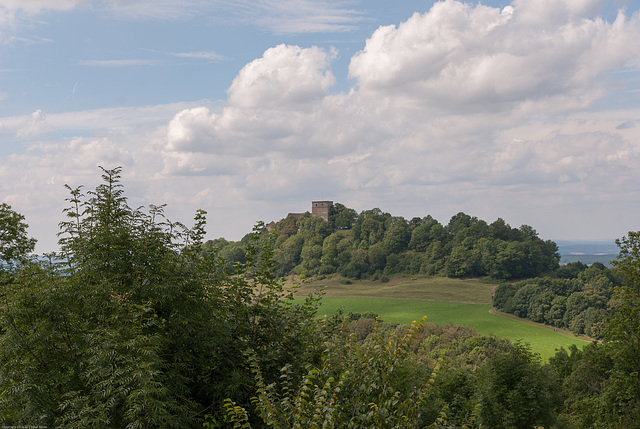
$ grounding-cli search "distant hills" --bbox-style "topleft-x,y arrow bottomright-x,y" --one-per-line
555,240 -> 618,266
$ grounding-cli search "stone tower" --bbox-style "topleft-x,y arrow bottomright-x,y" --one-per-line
311,201 -> 333,222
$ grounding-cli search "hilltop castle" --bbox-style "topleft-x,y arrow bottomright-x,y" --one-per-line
267,201 -> 333,231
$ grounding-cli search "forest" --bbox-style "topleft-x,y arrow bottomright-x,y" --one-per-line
1,167 -> 640,428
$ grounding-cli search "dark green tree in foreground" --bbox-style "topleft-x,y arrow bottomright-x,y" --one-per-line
0,202 -> 36,271
477,343 -> 558,428
0,167 -> 323,427
604,232 -> 640,424
549,231 -> 640,428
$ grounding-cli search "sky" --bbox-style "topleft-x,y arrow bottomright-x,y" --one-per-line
1,0 -> 640,253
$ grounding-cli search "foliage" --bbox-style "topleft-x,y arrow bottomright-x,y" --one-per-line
543,231 -> 640,428
6,168 -> 640,428
0,167 -> 323,427
477,342 -> 560,428
214,206 -> 560,281
0,202 -> 37,271
223,317 -> 469,428
493,268 -> 618,338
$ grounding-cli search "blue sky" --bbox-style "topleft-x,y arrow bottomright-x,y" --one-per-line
1,0 -> 640,252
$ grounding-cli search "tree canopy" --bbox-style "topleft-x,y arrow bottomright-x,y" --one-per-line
0,202 -> 36,271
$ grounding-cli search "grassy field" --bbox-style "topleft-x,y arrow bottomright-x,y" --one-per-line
289,275 -> 590,361
291,276 -> 496,304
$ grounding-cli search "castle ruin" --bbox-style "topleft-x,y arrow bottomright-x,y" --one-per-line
311,201 -> 333,222
267,201 -> 334,231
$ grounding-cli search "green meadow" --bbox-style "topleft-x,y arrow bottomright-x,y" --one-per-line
292,276 -> 590,360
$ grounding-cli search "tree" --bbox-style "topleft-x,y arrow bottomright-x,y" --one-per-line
352,208 -> 390,249
321,231 -> 351,272
477,343 -> 559,428
2,167 -> 208,426
613,231 -> 640,288
492,241 -> 528,279
549,342 -> 612,427
275,215 -> 299,239
329,203 -> 357,230
0,167 -> 323,427
446,212 -> 473,238
408,216 -> 440,251
0,203 -> 36,271
382,216 -> 411,254
445,244 -> 471,277
602,231 -> 640,423
274,234 -> 304,275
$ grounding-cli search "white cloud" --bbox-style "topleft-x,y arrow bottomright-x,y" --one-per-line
105,0 -> 366,32
0,0 -> 84,13
348,0 -> 640,114
1,101 -> 205,138
0,0 -> 366,45
219,0 -> 366,34
250,0 -> 365,33
2,0 -> 366,30
227,44 -> 337,109
100,0 -> 215,20
16,109 -> 48,138
0,0 -> 86,43
164,44 -> 342,158
510,0 -> 606,25
171,51 -> 229,61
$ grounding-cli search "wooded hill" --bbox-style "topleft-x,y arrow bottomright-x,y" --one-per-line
205,203 -> 561,280
204,204 -> 621,340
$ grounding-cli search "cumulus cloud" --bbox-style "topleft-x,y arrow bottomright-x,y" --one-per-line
165,44 -> 341,160
16,109 -> 48,138
227,44 -> 337,109
348,0 -> 640,113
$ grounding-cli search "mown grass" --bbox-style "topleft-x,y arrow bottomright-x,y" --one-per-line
290,275 -> 590,361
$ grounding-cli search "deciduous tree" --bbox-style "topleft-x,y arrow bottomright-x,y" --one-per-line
0,203 -> 36,271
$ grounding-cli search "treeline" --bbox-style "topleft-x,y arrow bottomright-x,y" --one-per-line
204,203 -> 560,280
3,170 -> 640,427
494,262 -> 620,338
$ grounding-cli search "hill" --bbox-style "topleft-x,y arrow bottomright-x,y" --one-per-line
556,239 -> 618,266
